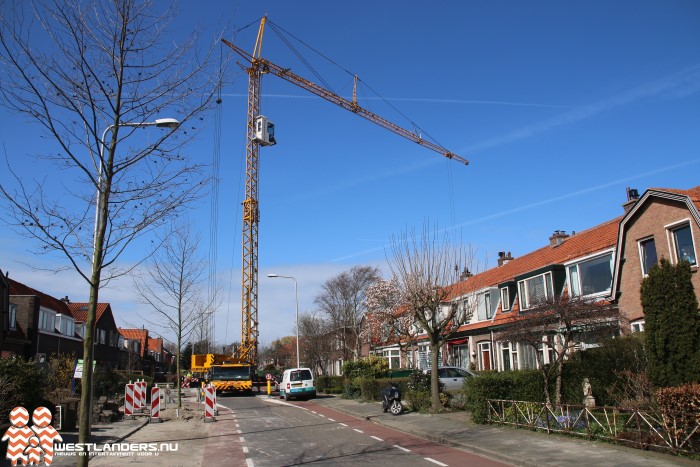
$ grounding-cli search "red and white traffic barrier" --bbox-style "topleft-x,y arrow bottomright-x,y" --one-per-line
133,380 -> 142,412
139,380 -> 148,412
150,386 -> 161,423
204,386 -> 216,423
210,383 -> 219,416
124,383 -> 135,419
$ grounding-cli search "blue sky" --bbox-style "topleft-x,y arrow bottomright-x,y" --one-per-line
2,1 -> 699,348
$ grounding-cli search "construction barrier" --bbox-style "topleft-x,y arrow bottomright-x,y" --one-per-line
150,386 -> 161,423
139,380 -> 147,412
133,380 -> 142,412
124,383 -> 135,419
203,386 -> 216,423
210,383 -> 219,416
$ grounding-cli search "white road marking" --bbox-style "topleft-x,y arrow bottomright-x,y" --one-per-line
339,423 -> 348,427
242,446 -> 249,453
353,428 -> 364,433
425,458 -> 448,466
327,418 -> 335,422
239,436 -> 245,442
370,436 -> 383,441
246,459 -> 254,467
394,445 -> 411,452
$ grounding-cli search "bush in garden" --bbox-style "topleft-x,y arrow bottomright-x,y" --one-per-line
342,355 -> 389,380
655,384 -> 700,452
0,356 -> 48,423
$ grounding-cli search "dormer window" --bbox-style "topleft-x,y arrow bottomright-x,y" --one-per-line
518,272 -> 553,310
567,252 -> 613,297
500,287 -> 510,311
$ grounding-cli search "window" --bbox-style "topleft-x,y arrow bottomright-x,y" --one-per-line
500,287 -> 510,311
670,223 -> 697,266
383,348 -> 401,369
75,323 -> 85,339
484,293 -> 492,319
8,304 -> 17,330
639,237 -> 658,276
518,272 -> 554,310
478,341 -> 491,371
631,320 -> 645,333
38,308 -> 56,332
537,336 -> 556,366
568,253 -> 613,297
500,342 -> 519,371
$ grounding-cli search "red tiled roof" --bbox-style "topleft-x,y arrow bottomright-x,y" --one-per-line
67,302 -> 109,324
446,216 -> 622,300
119,328 -> 149,357
147,337 -> 163,354
8,278 -> 72,316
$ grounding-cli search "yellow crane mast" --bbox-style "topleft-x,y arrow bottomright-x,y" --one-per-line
222,16 -> 468,369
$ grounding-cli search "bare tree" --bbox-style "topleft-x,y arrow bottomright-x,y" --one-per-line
298,311 -> 333,376
0,0 -> 223,456
132,220 -> 211,409
364,278 -> 421,365
495,295 -> 621,407
314,266 -> 380,362
384,223 -> 478,412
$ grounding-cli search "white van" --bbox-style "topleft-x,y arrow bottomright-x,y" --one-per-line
279,367 -> 316,401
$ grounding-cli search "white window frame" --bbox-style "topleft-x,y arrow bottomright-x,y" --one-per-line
666,219 -> 697,267
518,272 -> 554,310
499,341 -> 519,371
8,304 -> 17,330
638,236 -> 658,276
566,250 -> 614,299
630,320 -> 645,333
500,287 -> 510,312
38,307 -> 56,332
477,341 -> 492,371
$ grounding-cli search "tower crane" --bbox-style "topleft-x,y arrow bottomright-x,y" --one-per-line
221,16 -> 468,369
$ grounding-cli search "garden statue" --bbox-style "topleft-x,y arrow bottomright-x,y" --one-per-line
582,378 -> 595,408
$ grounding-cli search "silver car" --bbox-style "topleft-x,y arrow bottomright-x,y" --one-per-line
426,366 -> 477,391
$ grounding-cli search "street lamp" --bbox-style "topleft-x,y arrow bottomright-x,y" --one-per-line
94,117 -> 181,253
267,274 -> 300,368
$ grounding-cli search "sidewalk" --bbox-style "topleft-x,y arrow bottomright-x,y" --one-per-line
19,393 -> 698,467
310,396 -> 699,467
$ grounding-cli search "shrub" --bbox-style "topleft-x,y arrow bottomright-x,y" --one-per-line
316,375 -> 344,393
342,356 -> 388,380
0,356 -> 48,423
655,384 -> 700,452
564,334 -> 649,407
93,371 -> 153,398
356,377 -> 382,401
462,370 -> 543,423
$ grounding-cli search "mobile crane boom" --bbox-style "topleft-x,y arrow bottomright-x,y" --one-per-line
221,17 -> 467,369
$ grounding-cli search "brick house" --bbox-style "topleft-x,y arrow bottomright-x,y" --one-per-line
3,277 -> 83,361
67,302 -> 121,370
613,186 -> 700,332
367,185 -> 700,373
118,328 -> 149,374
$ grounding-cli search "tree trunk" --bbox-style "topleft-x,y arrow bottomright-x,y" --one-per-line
77,279 -> 99,467
430,341 -> 441,412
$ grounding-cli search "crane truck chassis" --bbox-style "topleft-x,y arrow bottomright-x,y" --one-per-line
191,354 -> 254,394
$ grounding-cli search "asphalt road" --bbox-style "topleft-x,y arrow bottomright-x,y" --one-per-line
218,394 -> 507,467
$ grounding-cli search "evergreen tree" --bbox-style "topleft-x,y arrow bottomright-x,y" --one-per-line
640,258 -> 700,387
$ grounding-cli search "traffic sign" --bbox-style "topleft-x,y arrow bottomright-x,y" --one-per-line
266,373 -> 272,380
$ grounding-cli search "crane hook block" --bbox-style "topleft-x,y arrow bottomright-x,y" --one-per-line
254,115 -> 276,146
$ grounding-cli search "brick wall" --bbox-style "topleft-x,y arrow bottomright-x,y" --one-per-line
617,197 -> 700,324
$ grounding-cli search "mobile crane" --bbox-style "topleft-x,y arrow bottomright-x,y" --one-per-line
221,16 -> 468,373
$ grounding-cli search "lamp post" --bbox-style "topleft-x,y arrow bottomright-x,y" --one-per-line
267,274 -> 300,368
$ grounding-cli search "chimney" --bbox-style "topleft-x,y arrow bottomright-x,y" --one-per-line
497,251 -> 514,267
459,267 -> 472,281
622,187 -> 640,213
60,296 -> 70,304
549,230 -> 570,246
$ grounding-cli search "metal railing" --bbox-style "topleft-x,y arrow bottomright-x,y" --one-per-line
487,399 -> 700,455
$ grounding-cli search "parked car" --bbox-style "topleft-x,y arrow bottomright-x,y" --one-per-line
424,366 -> 477,391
